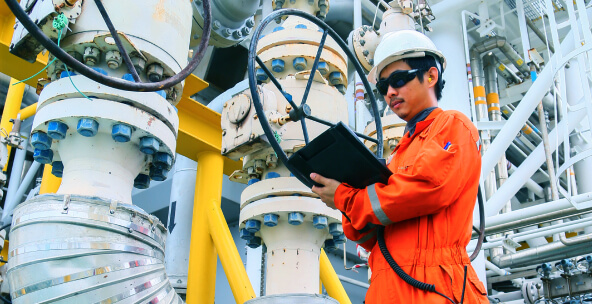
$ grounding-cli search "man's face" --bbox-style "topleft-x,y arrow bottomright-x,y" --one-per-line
379,60 -> 432,121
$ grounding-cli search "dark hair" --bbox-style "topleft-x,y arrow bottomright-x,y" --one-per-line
402,56 -> 446,100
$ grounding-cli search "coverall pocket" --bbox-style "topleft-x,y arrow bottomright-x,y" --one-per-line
439,264 -> 488,303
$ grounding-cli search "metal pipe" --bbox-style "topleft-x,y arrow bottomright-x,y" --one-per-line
0,74 -> 38,108
491,54 -> 522,84
485,106 -> 586,216
1,161 -> 40,224
186,151 -> 224,303
337,274 -> 370,289
207,193 -> 256,303
17,104 -> 37,121
491,234 -> 592,268
39,164 -> 61,194
320,249 -> 352,304
471,36 -> 531,78
507,161 -> 544,198
2,139 -> 28,223
560,231 -> 592,245
1,78 -> 25,171
526,18 -> 555,53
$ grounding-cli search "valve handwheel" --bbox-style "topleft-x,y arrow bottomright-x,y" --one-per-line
247,9 -> 384,188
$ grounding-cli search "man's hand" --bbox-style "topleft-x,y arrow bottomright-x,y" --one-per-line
310,173 -> 340,210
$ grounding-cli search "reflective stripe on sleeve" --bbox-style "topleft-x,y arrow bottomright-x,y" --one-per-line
367,184 -> 393,226
354,228 -> 377,245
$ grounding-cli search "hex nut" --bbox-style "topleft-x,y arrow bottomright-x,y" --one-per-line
106,50 -> 122,69
222,28 -> 232,37
83,47 -> 100,66
288,212 -> 304,225
240,228 -> 254,240
33,148 -> 53,164
334,233 -> 347,245
317,62 -> 329,75
76,118 -> 99,137
241,27 -> 251,36
149,165 -> 168,181
271,59 -> 285,73
111,124 -> 132,142
246,19 -> 255,28
232,30 -> 242,39
134,174 -> 151,189
293,57 -> 307,71
212,20 -> 221,30
51,161 -> 64,178
335,84 -> 346,94
256,69 -> 268,81
154,152 -> 173,170
147,64 -> 164,82
139,137 -> 160,155
263,213 -> 279,227
47,121 -> 69,140
131,56 -> 146,73
247,236 -> 262,249
329,72 -> 343,85
245,219 -> 262,233
313,215 -> 328,230
324,239 -> 337,252
31,131 -> 52,150
329,223 -> 343,236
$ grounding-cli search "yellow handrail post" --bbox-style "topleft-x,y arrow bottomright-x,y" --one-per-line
207,201 -> 256,303
320,249 -> 352,304
186,151 -> 224,304
39,164 -> 61,194
1,78 -> 26,171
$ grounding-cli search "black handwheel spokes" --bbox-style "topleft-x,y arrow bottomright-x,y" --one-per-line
94,0 -> 140,82
247,8 -> 384,188
4,0 -> 212,92
301,29 -> 328,106
255,56 -> 299,110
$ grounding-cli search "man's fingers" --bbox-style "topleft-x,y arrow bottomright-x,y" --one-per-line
310,173 -> 328,186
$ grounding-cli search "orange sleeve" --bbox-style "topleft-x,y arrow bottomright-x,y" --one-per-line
334,114 -> 480,230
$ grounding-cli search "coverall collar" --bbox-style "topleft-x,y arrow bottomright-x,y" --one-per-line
394,107 -> 443,153
404,107 -> 438,137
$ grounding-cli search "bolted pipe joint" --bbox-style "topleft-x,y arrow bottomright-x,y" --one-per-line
293,57 -> 307,71
31,131 -> 52,150
240,228 -> 254,240
33,148 -> 53,164
333,233 -> 346,245
51,161 -> 64,177
147,64 -> 164,82
149,165 -> 168,181
133,174 -> 151,189
111,124 -> 132,142
47,121 -> 69,140
105,50 -> 122,69
313,215 -> 328,229
317,62 -> 329,75
83,47 -> 100,66
140,137 -> 160,155
256,69 -> 268,81
153,152 -> 173,170
76,118 -> 99,137
263,213 -> 279,227
247,236 -> 262,249
271,59 -> 285,73
288,212 -> 304,225
329,72 -> 343,85
329,223 -> 343,236
245,219 -> 261,233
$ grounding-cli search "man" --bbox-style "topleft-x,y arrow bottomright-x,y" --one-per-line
311,30 -> 488,303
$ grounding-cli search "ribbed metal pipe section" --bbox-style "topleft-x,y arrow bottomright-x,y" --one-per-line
7,194 -> 183,304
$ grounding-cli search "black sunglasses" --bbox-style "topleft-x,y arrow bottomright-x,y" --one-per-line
376,69 -> 420,96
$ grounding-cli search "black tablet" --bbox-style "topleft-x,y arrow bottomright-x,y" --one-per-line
287,122 -> 392,189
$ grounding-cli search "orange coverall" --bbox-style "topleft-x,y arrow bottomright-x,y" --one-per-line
334,108 -> 488,303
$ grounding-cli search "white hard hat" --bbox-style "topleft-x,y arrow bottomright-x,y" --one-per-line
368,30 -> 446,84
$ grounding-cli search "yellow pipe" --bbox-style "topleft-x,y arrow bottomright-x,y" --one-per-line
17,104 -> 37,121
1,78 -> 25,171
186,151 -> 224,304
0,240 -> 8,266
320,249 -> 352,304
207,200 -> 256,303
39,164 -> 61,194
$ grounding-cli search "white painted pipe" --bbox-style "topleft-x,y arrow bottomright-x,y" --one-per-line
337,274 -> 369,289
1,160 -> 40,225
507,161 -> 544,198
481,31 -> 576,181
485,106 -> 587,216
164,154 -> 197,292
2,138 -> 28,224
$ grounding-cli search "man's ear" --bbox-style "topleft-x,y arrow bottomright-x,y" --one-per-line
426,67 -> 439,88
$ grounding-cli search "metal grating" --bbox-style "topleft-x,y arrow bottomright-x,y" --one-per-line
504,0 -> 564,21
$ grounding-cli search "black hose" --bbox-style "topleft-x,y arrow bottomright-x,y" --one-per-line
4,0 -> 211,92
470,186 -> 485,261
93,0 -> 140,82
0,295 -> 11,304
0,223 -> 10,232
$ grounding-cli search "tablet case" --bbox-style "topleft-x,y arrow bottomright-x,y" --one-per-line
287,122 -> 392,189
